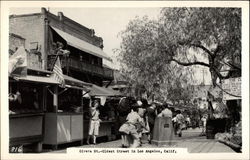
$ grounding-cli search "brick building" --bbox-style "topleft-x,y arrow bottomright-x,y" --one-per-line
9,8 -> 113,86
9,33 -> 26,55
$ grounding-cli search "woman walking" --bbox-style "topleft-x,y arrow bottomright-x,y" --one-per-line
176,110 -> 185,137
119,104 -> 143,148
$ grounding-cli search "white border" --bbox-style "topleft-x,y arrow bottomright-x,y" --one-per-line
1,1 -> 249,160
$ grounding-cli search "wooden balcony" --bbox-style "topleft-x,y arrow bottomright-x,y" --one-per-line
48,55 -> 113,79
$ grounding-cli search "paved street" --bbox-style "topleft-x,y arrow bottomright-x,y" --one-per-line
47,128 -> 235,153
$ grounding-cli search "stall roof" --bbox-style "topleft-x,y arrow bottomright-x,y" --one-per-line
13,75 -> 59,84
89,84 -> 122,97
27,67 -> 53,74
12,73 -> 93,90
51,26 -> 111,61
63,75 -> 92,90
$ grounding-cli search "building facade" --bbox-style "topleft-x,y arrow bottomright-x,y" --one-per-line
9,8 -> 113,86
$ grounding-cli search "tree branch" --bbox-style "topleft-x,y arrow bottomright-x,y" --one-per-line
190,43 -> 213,57
215,83 -> 241,98
227,62 -> 241,71
171,58 -> 210,67
178,42 -> 213,57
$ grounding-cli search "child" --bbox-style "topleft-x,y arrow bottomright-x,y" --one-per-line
200,114 -> 207,136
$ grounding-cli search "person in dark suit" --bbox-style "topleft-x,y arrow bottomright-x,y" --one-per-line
146,103 -> 157,143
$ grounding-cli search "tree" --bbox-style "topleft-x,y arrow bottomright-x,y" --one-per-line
117,8 -> 241,101
116,16 -> 194,102
158,8 -> 241,86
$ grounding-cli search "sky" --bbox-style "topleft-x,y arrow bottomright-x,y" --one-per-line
9,7 -> 211,85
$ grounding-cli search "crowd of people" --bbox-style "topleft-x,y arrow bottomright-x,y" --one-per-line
86,97 -> 208,148
117,99 -> 190,148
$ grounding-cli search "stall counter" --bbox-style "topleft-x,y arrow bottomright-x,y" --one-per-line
43,112 -> 83,149
9,113 -> 44,152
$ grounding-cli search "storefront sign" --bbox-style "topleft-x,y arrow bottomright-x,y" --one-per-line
222,77 -> 241,100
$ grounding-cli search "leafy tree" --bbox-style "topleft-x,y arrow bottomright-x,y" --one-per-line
116,16 -> 193,102
158,7 -> 241,86
117,7 -> 241,102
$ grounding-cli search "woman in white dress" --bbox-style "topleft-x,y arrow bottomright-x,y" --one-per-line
87,100 -> 101,145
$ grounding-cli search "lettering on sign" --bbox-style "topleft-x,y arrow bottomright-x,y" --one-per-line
164,124 -> 169,128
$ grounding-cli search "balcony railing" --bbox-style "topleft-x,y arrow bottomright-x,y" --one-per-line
47,55 -> 113,79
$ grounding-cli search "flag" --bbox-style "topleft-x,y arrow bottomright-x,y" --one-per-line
9,46 -> 27,76
52,56 -> 65,86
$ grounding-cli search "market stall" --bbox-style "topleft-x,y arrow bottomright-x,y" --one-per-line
83,84 -> 122,141
9,70 -> 59,153
43,75 -> 91,149
213,77 -> 242,152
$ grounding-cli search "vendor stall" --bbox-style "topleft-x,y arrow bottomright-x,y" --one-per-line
83,84 -> 122,141
9,70 -> 59,153
43,75 -> 91,149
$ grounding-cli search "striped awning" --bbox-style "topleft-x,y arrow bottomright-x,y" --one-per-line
50,26 -> 111,61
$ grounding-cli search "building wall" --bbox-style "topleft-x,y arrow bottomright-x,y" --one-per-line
9,33 -> 42,69
9,33 -> 25,55
9,13 -> 45,69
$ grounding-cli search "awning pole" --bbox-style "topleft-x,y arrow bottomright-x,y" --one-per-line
58,88 -> 68,95
82,90 -> 91,97
53,86 -> 58,112
47,86 -> 54,95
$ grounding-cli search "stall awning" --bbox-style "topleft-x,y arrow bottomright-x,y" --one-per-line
89,84 -> 122,97
63,75 -> 92,91
51,26 -> 111,61
12,73 -> 93,91
13,75 -> 59,84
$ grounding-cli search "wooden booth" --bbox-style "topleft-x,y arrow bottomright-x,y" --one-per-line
83,84 -> 122,141
43,75 -> 91,149
9,69 -> 59,153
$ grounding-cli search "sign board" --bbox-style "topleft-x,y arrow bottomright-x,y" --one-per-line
221,77 -> 241,100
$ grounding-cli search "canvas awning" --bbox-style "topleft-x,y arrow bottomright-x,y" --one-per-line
89,84 -> 122,97
63,75 -> 92,91
50,26 -> 111,61
12,73 -> 93,91
13,75 -> 59,84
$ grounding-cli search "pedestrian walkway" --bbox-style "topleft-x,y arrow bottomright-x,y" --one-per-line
45,128 -> 235,153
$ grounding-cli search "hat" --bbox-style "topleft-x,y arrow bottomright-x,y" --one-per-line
137,100 -> 143,106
